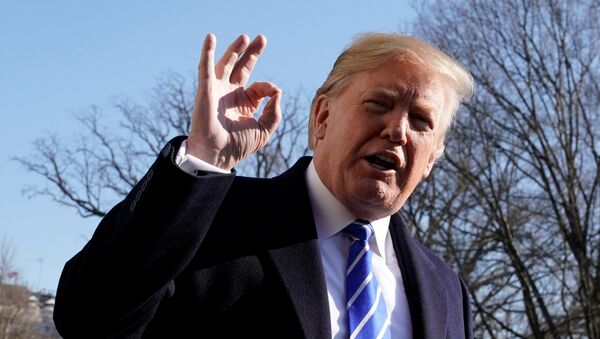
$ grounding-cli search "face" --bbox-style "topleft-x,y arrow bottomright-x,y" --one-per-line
312,57 -> 448,220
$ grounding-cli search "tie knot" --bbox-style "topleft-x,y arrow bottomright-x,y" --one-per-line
343,219 -> 374,241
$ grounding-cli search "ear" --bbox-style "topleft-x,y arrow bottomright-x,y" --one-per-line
422,145 -> 440,179
422,154 -> 435,179
313,95 -> 330,141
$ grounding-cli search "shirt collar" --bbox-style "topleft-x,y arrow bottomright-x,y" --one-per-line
305,161 -> 390,256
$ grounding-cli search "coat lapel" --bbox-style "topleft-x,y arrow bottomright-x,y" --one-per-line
389,213 -> 448,338
264,157 -> 331,338
268,241 -> 331,339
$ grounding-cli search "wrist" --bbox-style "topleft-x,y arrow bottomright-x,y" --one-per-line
185,141 -> 232,171
176,140 -> 231,174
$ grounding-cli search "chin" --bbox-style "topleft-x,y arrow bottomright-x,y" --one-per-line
350,187 -> 402,220
351,203 -> 399,221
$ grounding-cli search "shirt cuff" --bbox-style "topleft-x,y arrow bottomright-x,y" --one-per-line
175,140 -> 230,174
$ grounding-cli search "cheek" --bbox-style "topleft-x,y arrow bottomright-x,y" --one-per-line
410,135 -> 436,158
338,133 -> 366,160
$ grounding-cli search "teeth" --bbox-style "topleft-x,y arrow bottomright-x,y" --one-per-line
375,154 -> 395,165
367,154 -> 397,170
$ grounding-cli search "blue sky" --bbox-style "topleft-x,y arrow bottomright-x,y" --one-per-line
0,1 -> 416,293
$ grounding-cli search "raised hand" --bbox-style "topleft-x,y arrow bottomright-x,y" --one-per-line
187,33 -> 282,171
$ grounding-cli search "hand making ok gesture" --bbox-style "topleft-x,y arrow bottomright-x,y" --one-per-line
186,33 -> 282,171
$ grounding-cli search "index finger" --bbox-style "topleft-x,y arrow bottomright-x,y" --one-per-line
230,34 -> 267,85
198,33 -> 216,81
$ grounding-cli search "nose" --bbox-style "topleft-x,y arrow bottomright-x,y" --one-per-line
381,112 -> 408,145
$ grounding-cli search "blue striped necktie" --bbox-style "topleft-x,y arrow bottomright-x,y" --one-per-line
344,219 -> 391,339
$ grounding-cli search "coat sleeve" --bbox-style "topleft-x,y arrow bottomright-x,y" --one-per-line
53,136 -> 236,338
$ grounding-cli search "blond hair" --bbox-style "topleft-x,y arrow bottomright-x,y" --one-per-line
308,32 -> 474,160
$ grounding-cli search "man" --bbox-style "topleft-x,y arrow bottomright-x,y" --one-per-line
54,32 -> 474,338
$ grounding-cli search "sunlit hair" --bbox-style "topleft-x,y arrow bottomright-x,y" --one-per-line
308,32 -> 474,161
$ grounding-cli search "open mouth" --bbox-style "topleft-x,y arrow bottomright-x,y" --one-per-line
365,154 -> 398,171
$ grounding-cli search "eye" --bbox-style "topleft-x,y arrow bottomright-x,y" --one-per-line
410,113 -> 433,130
364,100 -> 391,113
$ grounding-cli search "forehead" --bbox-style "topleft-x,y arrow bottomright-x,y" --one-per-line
346,56 -> 446,105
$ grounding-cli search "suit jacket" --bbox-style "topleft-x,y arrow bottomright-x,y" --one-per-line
54,137 -> 472,338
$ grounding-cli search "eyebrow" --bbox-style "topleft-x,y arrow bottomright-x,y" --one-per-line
412,98 -> 438,114
370,87 -> 406,101
370,87 -> 438,114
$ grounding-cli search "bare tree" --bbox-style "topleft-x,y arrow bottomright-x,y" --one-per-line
0,285 -> 31,339
0,236 -> 36,339
0,237 -> 17,287
407,0 -> 600,337
14,72 -> 310,218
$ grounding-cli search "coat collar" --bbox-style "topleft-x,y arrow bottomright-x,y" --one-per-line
389,213 -> 449,339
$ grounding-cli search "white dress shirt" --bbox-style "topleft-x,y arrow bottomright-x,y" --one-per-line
304,162 -> 412,339
176,141 -> 412,338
